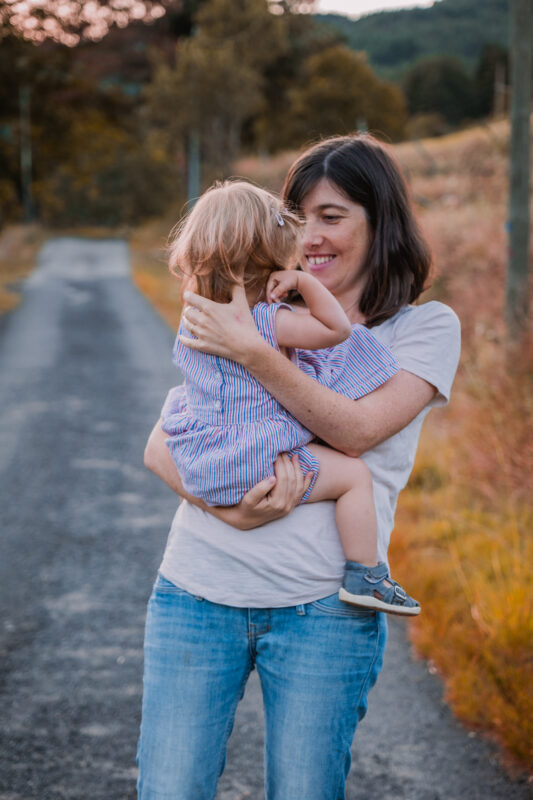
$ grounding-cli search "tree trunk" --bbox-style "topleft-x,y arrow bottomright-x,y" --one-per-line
506,0 -> 532,337
19,84 -> 34,222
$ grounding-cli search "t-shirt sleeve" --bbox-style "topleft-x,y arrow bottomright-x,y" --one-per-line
392,301 -> 461,407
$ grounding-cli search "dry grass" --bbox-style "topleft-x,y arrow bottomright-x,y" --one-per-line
388,122 -> 533,774
130,216 -> 182,331
0,224 -> 47,314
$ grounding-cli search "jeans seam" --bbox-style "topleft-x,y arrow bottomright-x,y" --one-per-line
214,661 -> 253,783
330,616 -> 384,800
354,613 -> 383,713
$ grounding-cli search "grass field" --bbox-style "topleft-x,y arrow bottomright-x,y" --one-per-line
383,124 -> 532,773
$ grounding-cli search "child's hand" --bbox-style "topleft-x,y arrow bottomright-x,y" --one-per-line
267,270 -> 299,304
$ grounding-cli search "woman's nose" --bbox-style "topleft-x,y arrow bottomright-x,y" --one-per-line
302,220 -> 323,249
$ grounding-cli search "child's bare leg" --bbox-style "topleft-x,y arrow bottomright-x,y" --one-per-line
305,443 -> 421,616
305,443 -> 377,566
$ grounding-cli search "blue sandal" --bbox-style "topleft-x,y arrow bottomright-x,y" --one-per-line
338,561 -> 421,616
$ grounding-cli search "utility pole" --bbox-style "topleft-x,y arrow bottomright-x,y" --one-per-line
506,0 -> 532,337
187,130 -> 200,207
19,84 -> 34,222
493,61 -> 506,117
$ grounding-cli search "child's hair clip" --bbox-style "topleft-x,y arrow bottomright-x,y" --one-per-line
274,209 -> 285,227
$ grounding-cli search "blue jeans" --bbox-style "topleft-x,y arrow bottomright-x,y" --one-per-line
137,574 -> 387,800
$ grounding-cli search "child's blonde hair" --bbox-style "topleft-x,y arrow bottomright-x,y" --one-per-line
168,180 -> 302,303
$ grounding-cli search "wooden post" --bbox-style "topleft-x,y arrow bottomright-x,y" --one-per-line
506,0 -> 532,337
187,130 -> 200,207
19,84 -> 34,222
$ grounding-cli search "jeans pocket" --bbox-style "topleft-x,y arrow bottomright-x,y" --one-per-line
309,592 -> 377,618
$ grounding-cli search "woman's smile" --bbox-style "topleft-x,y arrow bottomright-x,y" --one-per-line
306,254 -> 337,270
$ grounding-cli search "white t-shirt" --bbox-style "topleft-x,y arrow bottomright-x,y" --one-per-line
158,301 -> 461,607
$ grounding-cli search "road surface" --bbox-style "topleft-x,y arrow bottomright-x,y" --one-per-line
0,238 -> 530,799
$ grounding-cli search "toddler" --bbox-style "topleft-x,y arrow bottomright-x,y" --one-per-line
163,180 -> 420,616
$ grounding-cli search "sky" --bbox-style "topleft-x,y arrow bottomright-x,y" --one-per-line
315,0 -> 436,19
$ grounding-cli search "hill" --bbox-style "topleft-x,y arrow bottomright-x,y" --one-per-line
315,0 -> 508,79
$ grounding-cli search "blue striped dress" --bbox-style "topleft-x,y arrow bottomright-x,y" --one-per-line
162,302 -> 399,506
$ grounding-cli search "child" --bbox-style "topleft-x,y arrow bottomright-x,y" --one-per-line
162,180 -> 420,616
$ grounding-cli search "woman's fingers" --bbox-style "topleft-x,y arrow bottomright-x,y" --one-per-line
269,453 -> 290,509
241,454 -> 303,513
183,290 -> 212,312
178,333 -> 206,349
268,453 -> 307,512
235,454 -> 314,527
240,475 -> 277,509
182,304 -> 207,330
180,285 -> 264,361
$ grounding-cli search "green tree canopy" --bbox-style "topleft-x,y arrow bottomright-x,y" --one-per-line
403,55 -> 475,125
287,45 -> 407,143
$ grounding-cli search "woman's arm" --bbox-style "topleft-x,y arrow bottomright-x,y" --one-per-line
144,420 -> 313,529
180,287 -> 436,456
268,270 -> 352,349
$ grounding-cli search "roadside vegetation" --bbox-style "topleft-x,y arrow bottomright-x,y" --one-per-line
0,224 -> 46,314
130,216 -> 182,331
390,123 -> 532,773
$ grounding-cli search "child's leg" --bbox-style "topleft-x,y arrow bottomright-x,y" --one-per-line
305,443 -> 421,616
305,443 -> 377,566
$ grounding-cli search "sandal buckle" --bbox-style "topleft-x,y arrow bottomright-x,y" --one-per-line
394,585 -> 407,601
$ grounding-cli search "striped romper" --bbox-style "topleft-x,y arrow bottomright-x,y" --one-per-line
162,301 -> 399,506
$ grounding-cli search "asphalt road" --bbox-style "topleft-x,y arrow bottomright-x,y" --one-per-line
0,238 -> 530,800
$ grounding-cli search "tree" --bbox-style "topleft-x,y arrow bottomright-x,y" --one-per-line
252,5 -> 341,152
145,0 -> 287,181
403,55 -> 475,125
0,0 -> 168,46
287,45 -> 407,143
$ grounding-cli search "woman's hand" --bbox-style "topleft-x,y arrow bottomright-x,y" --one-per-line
211,454 -> 313,530
180,284 -> 266,366
145,420 -> 312,530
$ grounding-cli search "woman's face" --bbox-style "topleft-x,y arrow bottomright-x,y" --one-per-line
299,178 -> 372,313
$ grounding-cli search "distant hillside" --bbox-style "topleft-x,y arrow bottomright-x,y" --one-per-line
315,0 -> 508,79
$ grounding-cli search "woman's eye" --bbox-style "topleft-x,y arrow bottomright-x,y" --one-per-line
323,215 -> 340,222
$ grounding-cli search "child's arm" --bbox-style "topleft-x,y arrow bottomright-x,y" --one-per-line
267,270 -> 352,350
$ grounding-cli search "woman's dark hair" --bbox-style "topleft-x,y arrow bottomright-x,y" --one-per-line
282,134 -> 432,327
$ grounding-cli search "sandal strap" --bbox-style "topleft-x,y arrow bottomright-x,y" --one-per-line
350,562 -> 389,583
363,566 -> 415,607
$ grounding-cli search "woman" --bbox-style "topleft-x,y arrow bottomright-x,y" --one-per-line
137,134 -> 461,800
